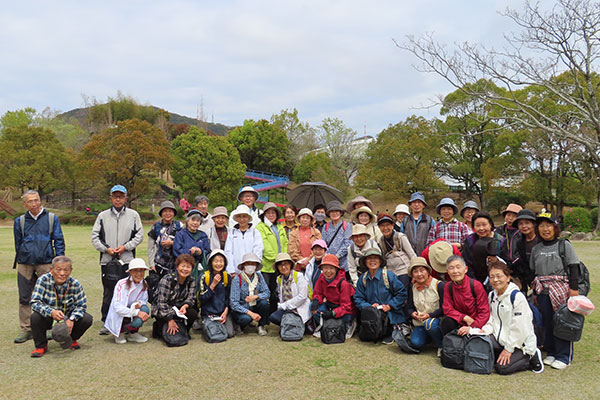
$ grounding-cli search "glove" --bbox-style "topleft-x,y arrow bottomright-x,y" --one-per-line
321,309 -> 334,320
310,299 -> 320,312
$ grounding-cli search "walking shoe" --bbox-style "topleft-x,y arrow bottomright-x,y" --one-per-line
192,319 -> 202,330
437,348 -> 442,358
14,331 -> 32,344
127,332 -> 148,343
345,320 -> 357,339
551,360 -> 569,370
249,320 -> 259,328
257,326 -> 267,336
234,324 -> 244,335
312,330 -> 321,339
543,356 -> 555,366
99,327 -> 110,335
382,336 -> 394,345
115,333 -> 127,344
31,346 -> 48,358
529,348 -> 544,373
70,340 -> 81,350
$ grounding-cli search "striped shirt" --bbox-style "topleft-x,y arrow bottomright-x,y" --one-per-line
30,273 -> 87,320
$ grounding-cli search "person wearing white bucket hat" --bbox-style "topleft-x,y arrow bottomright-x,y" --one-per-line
351,206 -> 382,242
224,205 -> 264,275
393,204 -> 410,233
229,186 -> 261,227
289,208 -> 321,262
104,258 -> 151,344
347,224 -> 380,286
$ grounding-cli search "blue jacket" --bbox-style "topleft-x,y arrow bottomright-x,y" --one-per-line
173,228 -> 211,265
229,272 -> 270,314
14,209 -> 65,265
354,267 -> 408,324
322,220 -> 352,271
198,271 -> 230,316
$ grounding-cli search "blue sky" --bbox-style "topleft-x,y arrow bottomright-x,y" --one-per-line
0,0 -> 522,135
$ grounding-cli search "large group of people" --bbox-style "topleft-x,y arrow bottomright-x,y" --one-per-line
12,185 -> 588,374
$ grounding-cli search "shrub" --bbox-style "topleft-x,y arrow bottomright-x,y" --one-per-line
0,211 -> 7,220
563,207 -> 592,232
591,207 -> 598,229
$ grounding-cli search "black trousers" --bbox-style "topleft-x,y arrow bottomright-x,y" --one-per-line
101,263 -> 128,321
261,271 -> 279,315
153,307 -> 199,338
440,316 -> 461,336
31,311 -> 93,348
490,335 -> 531,375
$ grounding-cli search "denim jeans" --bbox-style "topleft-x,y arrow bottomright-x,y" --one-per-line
312,303 -> 353,326
410,317 -> 443,349
232,299 -> 270,328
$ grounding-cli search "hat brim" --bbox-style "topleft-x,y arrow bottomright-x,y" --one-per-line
436,205 -> 458,215
238,191 -> 259,201
359,254 -> 386,270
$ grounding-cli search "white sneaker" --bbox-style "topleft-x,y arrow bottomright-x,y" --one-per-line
126,332 -> 148,343
437,348 -> 442,358
114,333 -> 126,344
551,360 -> 569,370
312,330 -> 321,339
257,326 -> 267,336
250,320 -> 259,328
543,356 -> 555,366
345,320 -> 357,339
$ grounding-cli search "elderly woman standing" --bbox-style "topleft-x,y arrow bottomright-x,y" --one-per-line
224,205 -> 264,276
288,208 -> 321,263
393,204 -> 410,233
376,214 -> 416,288
321,201 -> 352,272
495,203 -> 523,269
351,206 -> 382,242
173,210 -> 211,270
207,206 -> 229,251
460,200 -> 479,233
282,205 -> 299,239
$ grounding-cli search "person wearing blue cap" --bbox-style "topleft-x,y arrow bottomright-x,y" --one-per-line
426,198 -> 469,249
92,185 -> 144,334
400,192 -> 436,256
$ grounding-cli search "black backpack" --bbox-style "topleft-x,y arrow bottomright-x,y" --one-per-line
463,335 -> 494,374
558,239 -> 591,296
358,306 -> 389,342
162,320 -> 190,347
441,329 -> 467,370
321,317 -> 347,344
553,303 -> 585,342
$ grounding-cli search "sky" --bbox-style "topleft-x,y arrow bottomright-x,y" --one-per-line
0,0 -> 523,135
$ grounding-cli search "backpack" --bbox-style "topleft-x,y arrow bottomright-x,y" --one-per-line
463,334 -> 494,375
320,316 -> 347,344
202,317 -> 228,343
162,320 -> 189,347
280,312 -> 305,341
553,303 -> 585,342
441,329 -> 467,370
358,306 -> 389,342
447,277 -> 477,309
490,289 -> 544,344
558,239 -> 591,296
361,267 -> 390,289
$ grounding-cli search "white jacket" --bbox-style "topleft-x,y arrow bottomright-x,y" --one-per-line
277,271 -> 311,323
482,282 -> 537,355
104,277 -> 148,337
224,225 -> 264,275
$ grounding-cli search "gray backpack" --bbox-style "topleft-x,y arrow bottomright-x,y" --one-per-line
202,317 -> 228,343
280,312 -> 305,341
463,335 -> 494,374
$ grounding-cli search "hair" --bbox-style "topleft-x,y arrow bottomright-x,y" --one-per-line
186,213 -> 203,224
127,269 -> 149,291
446,255 -> 466,268
535,220 -> 561,240
209,253 -> 227,271
176,254 -> 196,268
472,211 -> 495,230
283,204 -> 298,216
194,195 -> 209,205
487,259 -> 511,277
22,190 -> 40,200
52,255 -> 72,268
312,204 -> 326,213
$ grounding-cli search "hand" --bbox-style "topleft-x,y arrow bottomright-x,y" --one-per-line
248,311 -> 261,322
190,247 -> 201,255
135,302 -> 142,309
371,303 -> 380,308
115,245 -> 126,255
310,299 -> 320,312
463,315 -> 475,326
220,309 -> 228,324
457,326 -> 471,336
138,311 -> 150,322
161,239 -> 173,248
411,311 -> 419,320
167,319 -> 179,335
150,266 -> 157,272
497,349 -> 512,366
179,304 -> 189,315
381,304 -> 391,312
245,295 -> 258,303
51,309 -> 65,322
210,274 -> 222,290
568,289 -> 579,297
419,313 -> 430,321
65,319 -> 74,334
106,248 -> 115,256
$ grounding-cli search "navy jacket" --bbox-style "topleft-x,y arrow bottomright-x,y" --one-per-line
14,209 -> 65,265
198,271 -> 230,316
173,228 -> 211,265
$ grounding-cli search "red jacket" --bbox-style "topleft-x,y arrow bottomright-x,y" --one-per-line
420,238 -> 461,280
442,276 -> 490,328
313,270 -> 355,318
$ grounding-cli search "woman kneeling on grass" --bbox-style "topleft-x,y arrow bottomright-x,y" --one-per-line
480,260 -> 544,374
270,253 -> 310,329
105,258 -> 151,344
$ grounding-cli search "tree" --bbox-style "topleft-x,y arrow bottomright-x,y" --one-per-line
293,152 -> 334,183
402,0 -> 600,231
271,108 -> 318,167
171,126 -> 246,204
0,108 -> 36,132
228,119 -> 290,174
80,118 -> 172,203
318,117 -> 362,186
356,116 -> 444,198
0,125 -> 69,194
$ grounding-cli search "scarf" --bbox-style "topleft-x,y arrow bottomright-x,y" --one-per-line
412,275 -> 433,291
281,274 -> 294,302
241,272 -> 259,306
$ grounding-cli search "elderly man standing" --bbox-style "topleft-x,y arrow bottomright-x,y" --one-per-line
92,185 -> 143,334
29,256 -> 93,357
13,190 -> 65,344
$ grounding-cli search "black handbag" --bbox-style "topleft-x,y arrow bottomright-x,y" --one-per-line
553,303 -> 585,342
103,257 -> 127,282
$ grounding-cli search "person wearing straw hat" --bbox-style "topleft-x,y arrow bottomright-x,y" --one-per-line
197,249 -> 235,339
229,253 -> 271,336
173,210 -> 211,270
347,224 -> 380,286
346,195 -> 374,213
105,258 -> 151,344
229,186 -> 261,227
147,201 -> 183,277
393,204 -> 410,233
494,203 -> 523,269
401,192 -> 436,256
224,205 -> 264,275
426,198 -> 470,249
257,202 -> 289,313
351,205 -> 382,242
322,201 -> 352,272
406,257 -> 445,355
289,208 -> 321,262
207,206 -> 230,250
460,200 -> 479,233
269,253 -> 310,327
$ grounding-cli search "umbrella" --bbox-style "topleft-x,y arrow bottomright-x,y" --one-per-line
286,182 -> 343,210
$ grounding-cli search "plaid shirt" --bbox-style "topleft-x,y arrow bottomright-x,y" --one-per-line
426,218 -> 470,247
152,273 -> 196,319
30,273 -> 87,320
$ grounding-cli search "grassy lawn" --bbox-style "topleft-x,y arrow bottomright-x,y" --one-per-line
0,225 -> 599,399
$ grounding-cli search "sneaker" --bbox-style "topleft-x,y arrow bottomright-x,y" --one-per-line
399,323 -> 412,337
115,333 -> 127,344
437,348 -> 442,358
192,319 -> 202,330
382,336 -> 394,345
234,324 -> 244,335
70,340 -> 81,350
551,360 -> 569,370
529,348 -> 544,373
345,320 -> 357,339
543,356 -> 555,366
312,330 -> 321,339
249,320 -> 259,328
257,326 -> 267,336
127,332 -> 148,343
99,327 -> 110,335
14,331 -> 32,344
31,346 -> 48,358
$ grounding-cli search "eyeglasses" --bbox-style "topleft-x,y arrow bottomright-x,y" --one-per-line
489,275 -> 506,281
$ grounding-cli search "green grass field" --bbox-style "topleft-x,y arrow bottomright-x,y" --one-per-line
0,225 -> 599,400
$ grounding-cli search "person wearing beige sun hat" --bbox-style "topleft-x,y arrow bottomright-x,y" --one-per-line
229,186 -> 261,227
351,205 -> 382,242
347,224 -> 380,286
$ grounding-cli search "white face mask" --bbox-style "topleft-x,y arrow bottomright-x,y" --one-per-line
244,265 -> 256,275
